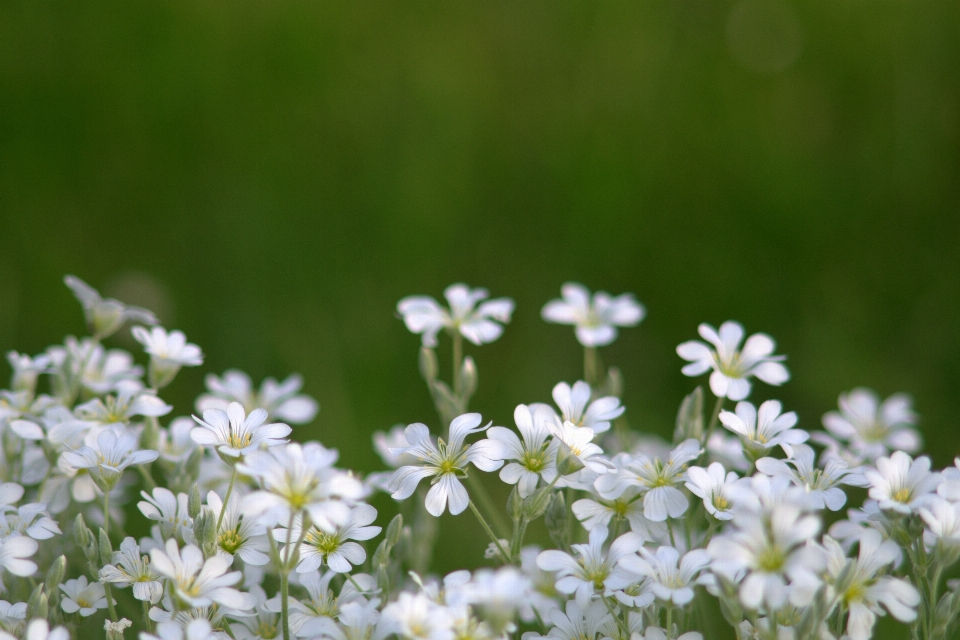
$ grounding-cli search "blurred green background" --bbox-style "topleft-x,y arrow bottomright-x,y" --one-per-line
2,0 -> 959,583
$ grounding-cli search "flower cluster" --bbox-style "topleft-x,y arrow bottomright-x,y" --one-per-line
0,276 -> 955,640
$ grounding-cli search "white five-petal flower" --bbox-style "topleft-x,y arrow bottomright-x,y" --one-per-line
397,284 -> 514,347
149,539 -> 253,610
486,405 -> 558,498
388,413 -> 504,517
191,401 -> 291,462
676,321 -> 789,400
541,381 -> 624,435
865,451 -> 940,515
541,283 -> 644,347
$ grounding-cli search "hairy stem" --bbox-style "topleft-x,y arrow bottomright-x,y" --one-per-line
469,500 -> 510,563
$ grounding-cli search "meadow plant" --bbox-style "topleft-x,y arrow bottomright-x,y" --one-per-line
0,276 -> 956,640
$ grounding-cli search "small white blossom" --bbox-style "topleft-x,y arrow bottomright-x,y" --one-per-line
822,388 -> 920,462
64,275 -> 157,339
74,389 -> 172,426
149,539 -> 252,610
595,439 -> 702,522
16,620 -> 70,640
99,537 -> 163,604
397,284 -> 514,347
571,487 -> 668,540
617,545 -> 710,606
547,421 -> 615,483
541,283 -> 644,348
239,441 -> 364,530
821,530 -> 919,640
196,369 -> 319,425
685,462 -> 743,520
138,488 -> 193,541
0,535 -> 37,577
487,405 -> 557,497
276,504 -> 380,573
59,576 -> 110,617
206,491 -> 271,566
755,443 -> 867,511
708,502 -> 825,611
191,402 -> 291,462
522,600 -> 611,640
938,457 -> 960,501
676,321 -> 789,400
536,526 -> 643,606
719,400 -> 807,460
62,428 -> 159,491
6,351 -> 49,393
919,498 -> 960,549
865,451 -> 939,515
388,413 -> 504,517
541,381 -> 624,435
132,325 -> 204,388
0,504 -> 61,540
381,592 -> 455,640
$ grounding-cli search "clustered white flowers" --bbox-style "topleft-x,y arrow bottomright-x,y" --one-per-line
0,276 -> 956,640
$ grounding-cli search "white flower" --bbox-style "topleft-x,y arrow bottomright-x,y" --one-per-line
278,570 -> 370,637
0,534 -> 38,577
547,421 -> 615,483
191,402 -> 291,462
276,503 -> 380,573
536,526 -> 643,606
373,425 -> 418,469
6,351 -> 49,393
388,413 -> 504,517
16,620 -> 70,640
62,428 -> 159,490
0,600 -> 25,630
59,576 -> 110,617
542,381 -> 624,435
397,284 -> 514,347
142,619 -> 219,640
571,487 -> 668,540
821,530 -> 919,640
523,600 -> 611,640
156,417 -> 199,464
487,405 -> 557,497
518,546 -> 562,622
99,537 -> 164,604
206,491 -> 270,566
138,488 -> 193,541
79,345 -> 143,395
719,400 -> 807,460
684,462 -> 743,520
637,629 -> 701,640
919,498 -> 960,549
74,389 -> 172,426
938,457 -> 960,501
196,369 -> 319,425
541,283 -> 644,347
230,585 -> 281,640
708,502 -> 825,611
617,545 -> 710,606
64,275 -> 157,339
865,451 -> 940,514
595,439 -> 702,521
822,388 -> 920,462
456,567 -> 532,633
0,504 -> 62,540
755,444 -> 867,511
132,325 -> 204,388
676,321 -> 789,400
381,592 -> 455,640
149,538 -> 252,610
238,441 -> 364,530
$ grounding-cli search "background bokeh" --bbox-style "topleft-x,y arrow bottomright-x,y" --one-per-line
2,0 -> 959,596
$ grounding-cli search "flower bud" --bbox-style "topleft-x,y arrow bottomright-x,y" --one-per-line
44,556 -> 66,593
74,514 -> 91,548
555,441 -> 585,477
458,356 -> 478,400
674,386 -> 704,444
99,529 -> 114,567
507,486 -> 523,522
523,487 -> 554,520
386,514 -> 403,547
419,346 -> 439,382
188,485 -> 202,520
27,585 -> 48,621
544,492 -> 567,547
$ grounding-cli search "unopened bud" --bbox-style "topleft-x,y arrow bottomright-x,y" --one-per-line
185,447 -> 204,480
27,585 -> 48,621
507,486 -> 523,522
555,441 -> 585,477
45,556 -> 66,592
188,485 -> 202,520
140,418 -> 159,451
458,356 -> 478,400
674,386 -> 704,444
544,492 -> 567,547
386,514 -> 403,547
74,513 -> 91,547
372,540 -> 390,568
99,529 -> 114,566
419,346 -> 439,382
523,487 -> 554,520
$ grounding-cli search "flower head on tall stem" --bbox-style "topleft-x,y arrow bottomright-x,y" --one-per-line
677,321 -> 789,401
388,413 -> 504,516
541,283 -> 644,347
191,402 -> 291,463
397,284 -> 514,347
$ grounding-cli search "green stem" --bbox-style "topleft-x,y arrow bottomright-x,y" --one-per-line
218,467 -> 238,532
469,500 -> 510,563
453,331 -> 463,398
137,464 -> 158,491
142,599 -> 152,633
103,491 -> 111,538
466,474 -> 510,538
666,606 -> 673,640
103,582 -> 118,622
584,346 -> 599,387
705,395 -> 725,443
280,570 -> 291,640
602,596 -> 628,638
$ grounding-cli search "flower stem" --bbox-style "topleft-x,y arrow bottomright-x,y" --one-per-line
602,596 -> 628,638
453,331 -> 463,399
142,599 -> 152,633
705,395 -> 725,443
103,581 -> 118,622
584,346 -> 599,387
468,500 -> 510,563
466,473 -> 510,538
218,467 -> 238,532
280,570 -> 291,640
103,491 -> 111,538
